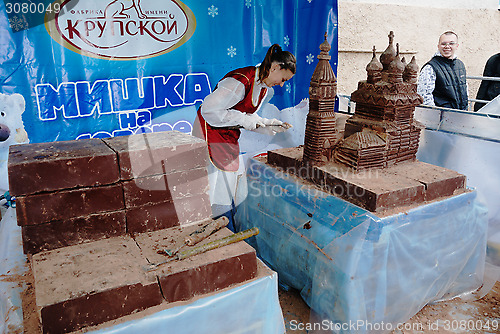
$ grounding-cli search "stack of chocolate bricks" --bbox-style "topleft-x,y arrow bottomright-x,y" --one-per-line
8,130 -> 212,255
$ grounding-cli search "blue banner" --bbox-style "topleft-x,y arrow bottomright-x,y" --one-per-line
0,0 -> 338,144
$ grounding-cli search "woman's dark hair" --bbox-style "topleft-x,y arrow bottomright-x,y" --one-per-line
258,44 -> 296,82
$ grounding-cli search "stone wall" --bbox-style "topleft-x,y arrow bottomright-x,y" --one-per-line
337,1 -> 500,108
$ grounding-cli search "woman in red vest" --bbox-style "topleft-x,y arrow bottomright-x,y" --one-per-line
193,44 -> 296,230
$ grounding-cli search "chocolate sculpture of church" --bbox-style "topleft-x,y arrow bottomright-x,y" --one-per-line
303,33 -> 341,166
336,31 -> 423,170
304,31 -> 423,169
268,32 -> 467,213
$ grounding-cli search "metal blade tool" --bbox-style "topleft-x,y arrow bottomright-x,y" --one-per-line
144,227 -> 259,272
164,216 -> 229,257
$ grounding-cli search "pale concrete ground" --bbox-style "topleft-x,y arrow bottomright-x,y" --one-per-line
279,282 -> 500,333
336,1 -> 500,109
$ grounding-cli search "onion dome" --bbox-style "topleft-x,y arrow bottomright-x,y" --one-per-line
380,31 -> 396,71
388,43 -> 404,83
310,32 -> 337,100
310,33 -> 336,84
388,44 -> 404,72
403,56 -> 419,83
366,46 -> 383,84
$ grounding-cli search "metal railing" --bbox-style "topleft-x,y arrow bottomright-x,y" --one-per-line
467,75 -> 500,106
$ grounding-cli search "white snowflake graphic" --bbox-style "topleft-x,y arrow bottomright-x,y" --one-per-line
306,53 -> 315,64
245,0 -> 252,9
285,83 -> 291,94
284,35 -> 290,47
9,15 -> 28,32
208,5 -> 218,17
307,0 -> 313,3
227,46 -> 237,58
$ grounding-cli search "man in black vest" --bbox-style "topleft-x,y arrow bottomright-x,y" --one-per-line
417,31 -> 469,110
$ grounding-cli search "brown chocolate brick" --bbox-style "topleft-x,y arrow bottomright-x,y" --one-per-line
41,283 -> 161,334
31,236 -> 163,334
316,164 -> 426,212
8,138 -> 119,196
126,201 -> 179,234
16,184 -> 125,226
388,161 -> 467,201
266,147 -> 317,179
22,210 -> 126,254
126,194 -> 212,234
161,251 -> 257,303
43,259 -> 274,332
267,147 -> 427,212
103,131 -> 209,180
122,167 -> 209,208
267,147 -> 302,171
175,193 -> 212,225
135,226 -> 258,303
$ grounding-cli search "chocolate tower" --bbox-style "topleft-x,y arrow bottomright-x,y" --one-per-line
334,31 -> 424,170
302,33 -> 340,165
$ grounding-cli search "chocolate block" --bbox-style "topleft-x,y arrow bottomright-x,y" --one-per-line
126,194 -> 212,234
31,236 -> 163,334
8,138 -> 120,196
22,210 -> 126,254
122,167 -> 209,208
267,147 -> 317,179
134,225 -> 258,303
387,161 -> 467,201
175,193 -> 212,225
316,164 -> 426,211
103,131 -> 209,180
268,147 -> 302,171
267,147 -> 467,213
267,147 -> 427,212
126,201 -> 179,234
16,184 -> 125,226
63,259 -> 273,332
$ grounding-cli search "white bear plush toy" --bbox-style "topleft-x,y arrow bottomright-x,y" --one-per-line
0,93 -> 29,194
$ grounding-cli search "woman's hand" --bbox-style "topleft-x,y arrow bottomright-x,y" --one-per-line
261,118 -> 283,126
241,113 -> 265,130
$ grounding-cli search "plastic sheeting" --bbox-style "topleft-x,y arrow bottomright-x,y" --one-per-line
0,207 -> 285,334
0,207 -> 26,334
415,106 -> 500,229
234,158 -> 488,333
89,271 -> 284,334
476,94 -> 500,116
415,105 -> 500,266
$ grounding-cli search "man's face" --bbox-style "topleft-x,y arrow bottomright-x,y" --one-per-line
438,34 -> 459,59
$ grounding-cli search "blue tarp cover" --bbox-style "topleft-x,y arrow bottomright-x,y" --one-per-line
235,157 -> 489,333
